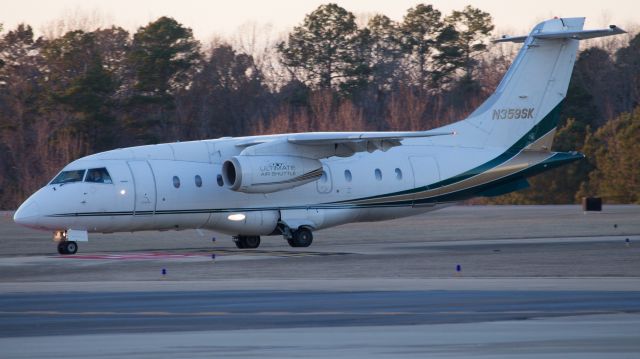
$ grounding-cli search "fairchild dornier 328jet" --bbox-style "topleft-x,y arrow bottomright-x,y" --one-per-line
14,18 -> 625,254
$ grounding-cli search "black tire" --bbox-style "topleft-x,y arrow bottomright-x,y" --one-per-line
65,241 -> 78,255
57,242 -> 67,255
289,228 -> 313,248
244,236 -> 260,249
235,236 -> 260,249
57,241 -> 77,255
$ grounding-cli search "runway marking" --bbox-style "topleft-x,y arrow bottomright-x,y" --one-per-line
209,249 -> 350,257
53,253 -> 211,260
52,250 -> 350,260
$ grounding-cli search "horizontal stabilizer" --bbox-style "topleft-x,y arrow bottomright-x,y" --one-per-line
494,24 -> 625,43
493,35 -> 528,43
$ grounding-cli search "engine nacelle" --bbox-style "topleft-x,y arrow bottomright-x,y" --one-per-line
222,155 -> 323,193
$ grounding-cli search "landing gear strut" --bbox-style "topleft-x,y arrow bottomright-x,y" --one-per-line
234,235 -> 261,249
287,227 -> 313,248
57,241 -> 78,255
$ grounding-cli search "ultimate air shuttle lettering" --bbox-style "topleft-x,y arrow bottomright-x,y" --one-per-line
14,18 -> 625,254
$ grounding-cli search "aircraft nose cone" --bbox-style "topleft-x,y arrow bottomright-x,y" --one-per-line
14,200 -> 40,228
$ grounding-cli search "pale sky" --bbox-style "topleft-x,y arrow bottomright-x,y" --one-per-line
2,0 -> 639,40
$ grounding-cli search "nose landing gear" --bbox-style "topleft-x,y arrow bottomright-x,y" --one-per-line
54,230 -> 79,255
57,241 -> 78,255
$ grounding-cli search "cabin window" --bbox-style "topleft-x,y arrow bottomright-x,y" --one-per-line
344,169 -> 352,182
395,168 -> 403,180
50,169 -> 86,185
195,175 -> 202,187
85,168 -> 113,184
375,168 -> 382,181
217,174 -> 224,187
173,176 -> 181,188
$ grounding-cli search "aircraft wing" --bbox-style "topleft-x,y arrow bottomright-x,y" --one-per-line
286,130 -> 453,145
236,130 -> 454,159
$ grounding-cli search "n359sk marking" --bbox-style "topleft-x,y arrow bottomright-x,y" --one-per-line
493,108 -> 534,120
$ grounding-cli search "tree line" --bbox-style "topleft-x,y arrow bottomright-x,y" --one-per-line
0,3 -> 638,209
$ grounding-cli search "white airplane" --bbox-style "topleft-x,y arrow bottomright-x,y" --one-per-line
14,18 -> 625,254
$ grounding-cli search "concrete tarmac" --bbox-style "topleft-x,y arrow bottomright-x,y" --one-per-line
2,290 -> 640,337
0,205 -> 639,358
2,315 -> 639,358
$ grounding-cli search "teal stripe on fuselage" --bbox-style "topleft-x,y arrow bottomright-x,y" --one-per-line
331,100 -> 565,204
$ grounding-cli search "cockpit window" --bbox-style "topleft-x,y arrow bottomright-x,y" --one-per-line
85,168 -> 113,184
50,170 -> 86,185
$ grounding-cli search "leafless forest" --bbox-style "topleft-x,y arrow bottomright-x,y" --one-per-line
1,4 -> 638,209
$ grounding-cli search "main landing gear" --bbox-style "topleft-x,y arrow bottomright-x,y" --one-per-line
287,227 -> 313,248
234,235 -> 261,249
232,227 -> 314,249
57,241 -> 78,255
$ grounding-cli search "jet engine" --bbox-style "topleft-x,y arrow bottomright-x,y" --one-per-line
222,155 -> 323,193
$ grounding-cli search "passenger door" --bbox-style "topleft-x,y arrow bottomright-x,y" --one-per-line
127,161 -> 157,215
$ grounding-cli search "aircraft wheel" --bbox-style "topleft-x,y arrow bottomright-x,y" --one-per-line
57,241 -> 78,255
57,242 -> 67,255
289,228 -> 313,248
243,236 -> 260,249
235,236 -> 260,249
65,241 -> 78,254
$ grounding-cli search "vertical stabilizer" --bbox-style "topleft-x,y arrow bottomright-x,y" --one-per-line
450,18 -> 624,152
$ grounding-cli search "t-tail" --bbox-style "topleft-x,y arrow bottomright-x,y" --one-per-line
448,17 -> 625,153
